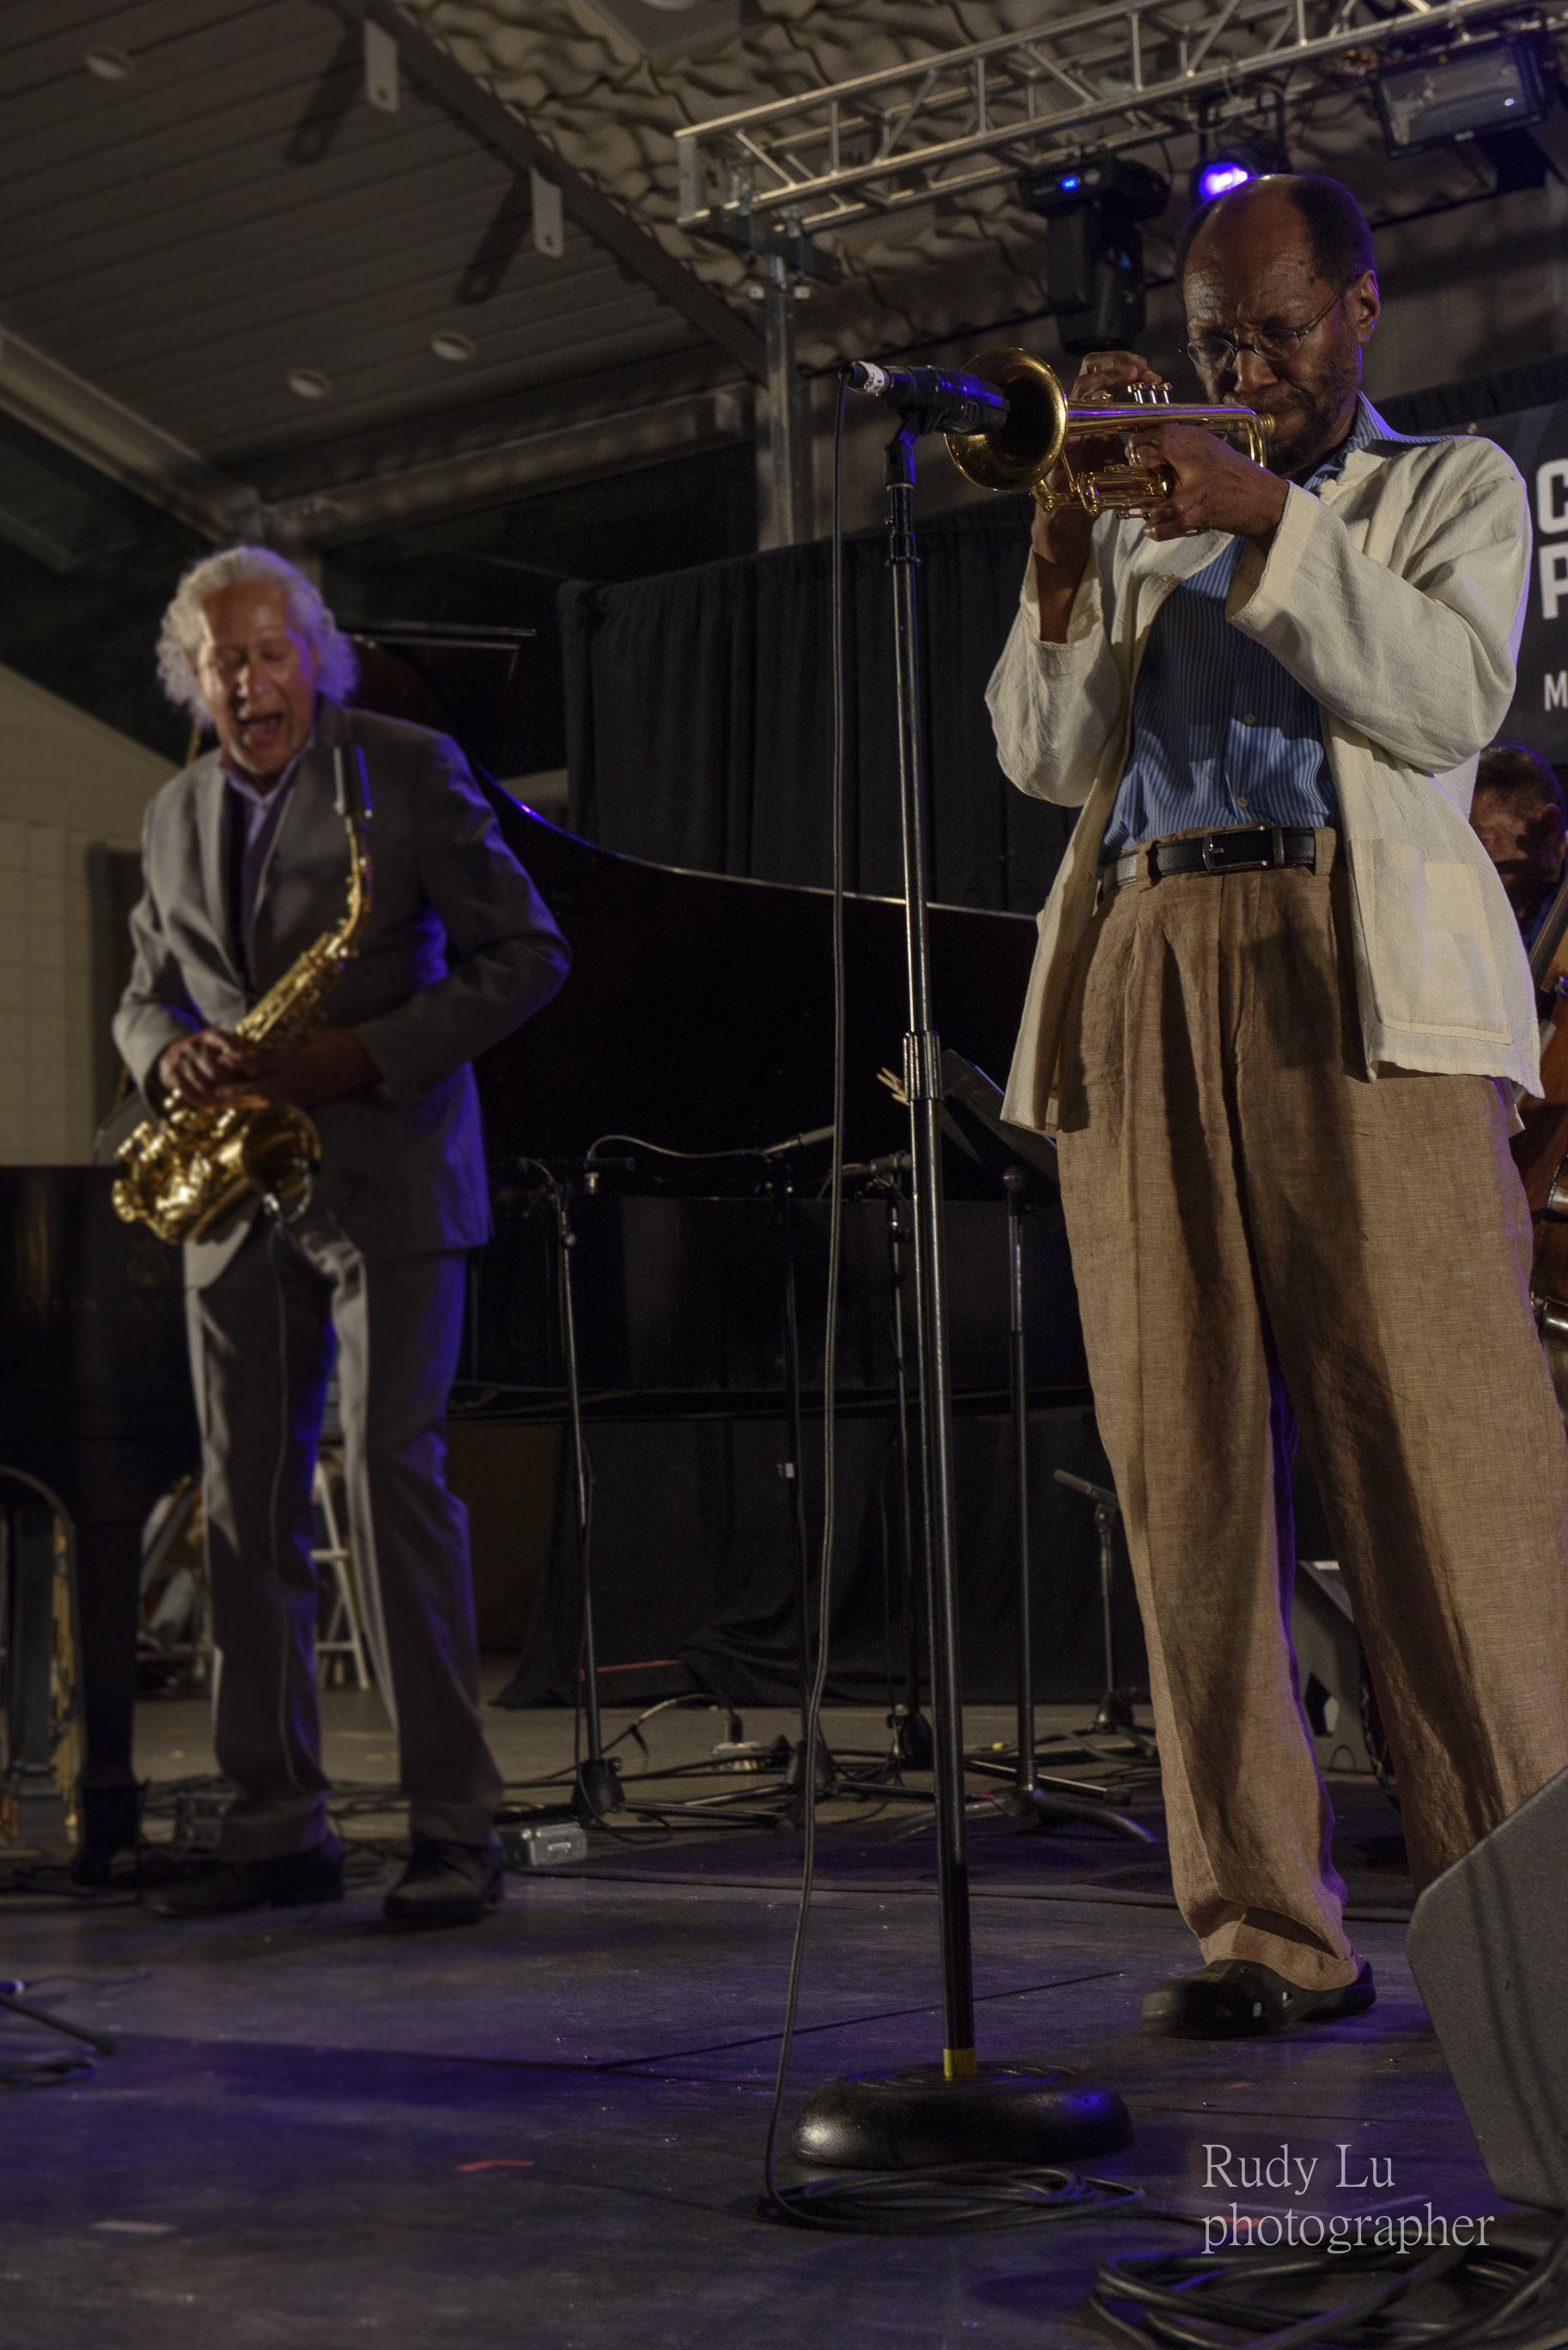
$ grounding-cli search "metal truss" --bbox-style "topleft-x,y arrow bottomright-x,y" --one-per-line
675,0 -> 1567,234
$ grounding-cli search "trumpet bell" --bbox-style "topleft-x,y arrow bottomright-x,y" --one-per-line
944,344 -> 1273,518
945,349 -> 1067,493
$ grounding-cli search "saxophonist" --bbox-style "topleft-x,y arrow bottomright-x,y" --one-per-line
114,547 -> 569,1925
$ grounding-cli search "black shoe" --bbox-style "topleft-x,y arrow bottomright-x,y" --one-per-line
382,1839 -> 504,1927
1140,1957 -> 1376,2039
140,1835 -> 345,1920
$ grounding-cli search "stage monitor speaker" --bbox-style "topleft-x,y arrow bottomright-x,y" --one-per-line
1406,1762 -> 1568,2212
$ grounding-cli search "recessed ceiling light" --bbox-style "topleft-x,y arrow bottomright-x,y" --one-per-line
84,48 -> 135,81
430,331 -> 477,363
286,368 -> 332,401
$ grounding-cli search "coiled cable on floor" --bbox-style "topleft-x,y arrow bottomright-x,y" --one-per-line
1088,2217 -> 1568,2350
776,2162 -> 1145,2235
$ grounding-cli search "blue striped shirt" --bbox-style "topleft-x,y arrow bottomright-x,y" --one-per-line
1102,397 -> 1384,858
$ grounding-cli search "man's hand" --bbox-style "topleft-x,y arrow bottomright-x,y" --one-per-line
158,1026 -> 379,1114
1132,423 -> 1288,545
1032,350 -> 1171,641
235,1029 -> 380,1111
157,1028 -> 266,1111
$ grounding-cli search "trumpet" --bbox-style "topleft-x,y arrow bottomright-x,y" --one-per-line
945,347 -> 1273,519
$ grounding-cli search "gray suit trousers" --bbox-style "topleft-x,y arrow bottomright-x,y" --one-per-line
187,1221 -> 503,1861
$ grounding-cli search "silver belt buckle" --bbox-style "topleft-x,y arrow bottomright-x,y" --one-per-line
1200,825 -> 1281,874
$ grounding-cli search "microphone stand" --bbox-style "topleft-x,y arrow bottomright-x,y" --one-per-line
520,1158 -> 629,1823
884,1180 -> 933,1770
793,403 -> 1128,2170
771,1154 -> 836,1803
842,1154 -> 933,1775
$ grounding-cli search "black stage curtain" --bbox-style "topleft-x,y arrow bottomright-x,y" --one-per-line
499,1405 -> 1147,1712
560,355 -> 1568,919
559,496 -> 1073,916
1378,352 -> 1568,434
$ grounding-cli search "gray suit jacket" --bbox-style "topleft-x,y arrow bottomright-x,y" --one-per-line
113,699 -> 571,1286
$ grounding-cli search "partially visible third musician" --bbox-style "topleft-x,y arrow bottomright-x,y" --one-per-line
988,173 -> 1568,2037
1470,740 -> 1567,953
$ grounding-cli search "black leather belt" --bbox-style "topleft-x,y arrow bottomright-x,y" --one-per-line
1112,824 -> 1323,889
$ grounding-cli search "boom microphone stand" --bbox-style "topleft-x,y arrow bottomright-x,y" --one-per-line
794,377 -> 1128,2168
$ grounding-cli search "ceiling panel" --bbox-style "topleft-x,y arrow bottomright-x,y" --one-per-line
0,8 -> 356,196
0,0 -> 741,504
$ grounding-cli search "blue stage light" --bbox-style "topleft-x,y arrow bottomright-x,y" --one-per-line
1059,173 -> 1080,191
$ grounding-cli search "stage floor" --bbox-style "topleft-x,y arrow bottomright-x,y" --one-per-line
0,1680 -> 1507,2349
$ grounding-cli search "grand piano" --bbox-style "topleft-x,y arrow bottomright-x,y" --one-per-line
3,632 -> 1109,1863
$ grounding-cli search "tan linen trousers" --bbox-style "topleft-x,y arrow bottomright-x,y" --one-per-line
1054,833 -> 1568,1989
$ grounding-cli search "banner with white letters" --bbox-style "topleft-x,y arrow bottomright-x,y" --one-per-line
1479,404 -> 1568,763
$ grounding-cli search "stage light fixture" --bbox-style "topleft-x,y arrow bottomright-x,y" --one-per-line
1188,129 -> 1290,212
1021,156 -> 1170,355
1196,159 -> 1253,199
1377,31 -> 1550,158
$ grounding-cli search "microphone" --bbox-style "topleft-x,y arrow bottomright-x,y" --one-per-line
758,1123 -> 837,1160
846,361 -> 1011,435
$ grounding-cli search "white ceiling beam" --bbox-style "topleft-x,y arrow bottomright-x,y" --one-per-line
0,326 -> 263,543
267,386 -> 752,548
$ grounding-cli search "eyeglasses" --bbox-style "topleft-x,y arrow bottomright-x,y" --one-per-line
1184,279 -> 1358,374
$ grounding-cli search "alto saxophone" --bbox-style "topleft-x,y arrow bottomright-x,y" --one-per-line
113,785 -> 374,1246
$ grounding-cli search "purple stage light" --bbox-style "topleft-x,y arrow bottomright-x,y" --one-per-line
1195,158 -> 1254,201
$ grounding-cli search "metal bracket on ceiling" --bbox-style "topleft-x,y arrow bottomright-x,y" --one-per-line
349,0 -> 769,383
694,204 -> 844,287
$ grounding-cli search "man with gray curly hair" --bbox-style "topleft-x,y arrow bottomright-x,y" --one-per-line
115,545 -> 571,1926
157,545 -> 362,720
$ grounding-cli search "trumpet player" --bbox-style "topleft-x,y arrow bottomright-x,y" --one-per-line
990,174 -> 1568,2036
114,549 -> 569,1925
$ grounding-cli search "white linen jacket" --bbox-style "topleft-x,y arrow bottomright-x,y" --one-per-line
986,411 -> 1535,1131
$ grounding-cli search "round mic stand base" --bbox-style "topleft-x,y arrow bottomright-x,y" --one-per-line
793,2060 -> 1132,2170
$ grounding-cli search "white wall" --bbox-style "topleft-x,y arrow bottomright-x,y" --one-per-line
0,665 -> 173,1165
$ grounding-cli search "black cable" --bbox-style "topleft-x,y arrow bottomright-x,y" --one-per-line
0,1979 -> 115,2089
1088,2219 -> 1568,2350
584,1129 -> 832,1164
775,2164 -> 1145,2235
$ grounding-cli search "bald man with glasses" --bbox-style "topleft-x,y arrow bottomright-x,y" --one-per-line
988,174 -> 1568,2039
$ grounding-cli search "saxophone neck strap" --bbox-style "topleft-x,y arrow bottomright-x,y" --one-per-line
331,740 -> 374,828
